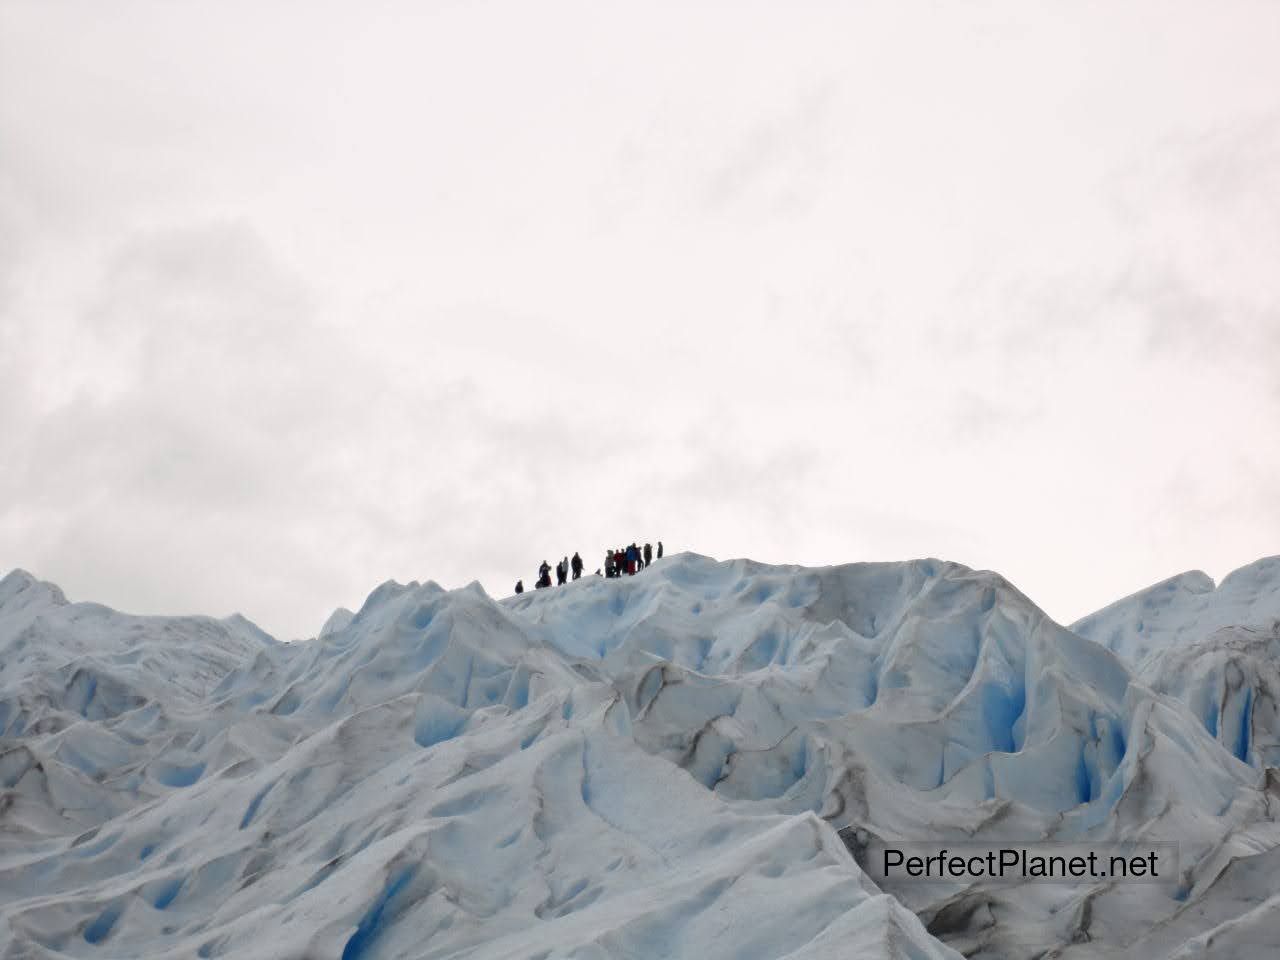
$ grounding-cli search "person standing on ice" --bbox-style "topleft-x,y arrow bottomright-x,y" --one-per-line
625,543 -> 639,575
514,580 -> 524,594
571,552 -> 583,580
537,560 -> 552,589
643,543 -> 652,568
556,558 -> 567,586
657,541 -> 664,560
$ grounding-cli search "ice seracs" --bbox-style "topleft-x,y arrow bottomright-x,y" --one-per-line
1071,556 -> 1280,673
1,554 -> 1278,958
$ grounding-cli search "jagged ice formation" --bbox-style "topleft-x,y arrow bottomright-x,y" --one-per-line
1,553 -> 1278,958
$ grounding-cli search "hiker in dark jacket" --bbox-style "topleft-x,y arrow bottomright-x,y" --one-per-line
537,560 -> 552,589
556,557 -> 568,586
571,552 -> 583,580
625,543 -> 638,575
643,543 -> 652,568
514,579 -> 524,594
657,541 -> 664,559
614,549 -> 626,576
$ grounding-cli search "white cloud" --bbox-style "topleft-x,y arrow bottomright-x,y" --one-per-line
2,0 -> 1279,637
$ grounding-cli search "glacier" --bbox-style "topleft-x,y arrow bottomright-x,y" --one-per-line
1,553 -> 1278,959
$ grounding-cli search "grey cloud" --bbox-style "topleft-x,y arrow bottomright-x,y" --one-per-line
649,414 -> 821,549
0,220 -> 387,631
702,83 -> 837,219
815,290 -> 884,382
1140,457 -> 1280,573
948,390 -> 1045,440
959,259 -> 1278,377
1107,113 -> 1280,358
96,221 -> 312,322
942,117 -> 1280,381
929,112 -> 1280,370
589,137 -> 651,234
1106,261 -> 1280,365
1174,112 -> 1280,221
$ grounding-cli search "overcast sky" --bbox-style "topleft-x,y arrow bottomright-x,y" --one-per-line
3,0 -> 1279,639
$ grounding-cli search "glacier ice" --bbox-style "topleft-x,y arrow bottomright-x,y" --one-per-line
0,554 -> 1278,959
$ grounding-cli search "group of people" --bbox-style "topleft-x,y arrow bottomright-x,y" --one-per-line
513,541 -> 663,594
604,541 -> 661,578
514,553 -> 583,593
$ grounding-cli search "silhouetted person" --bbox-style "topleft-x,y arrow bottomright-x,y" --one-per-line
556,557 -> 568,586
625,543 -> 639,575
657,541 -> 664,559
537,560 -> 552,589
614,549 -> 625,576
514,580 -> 524,594
643,543 -> 652,568
571,552 -> 583,580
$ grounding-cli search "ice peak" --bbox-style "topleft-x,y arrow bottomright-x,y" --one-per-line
0,567 -> 68,613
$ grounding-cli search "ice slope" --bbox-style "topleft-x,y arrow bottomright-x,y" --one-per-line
1068,557 -> 1280,771
0,566 -> 955,960
1058,557 -> 1280,958
0,570 -> 288,838
1,554 -> 1278,959
1071,556 -> 1280,671
512,557 -> 1278,957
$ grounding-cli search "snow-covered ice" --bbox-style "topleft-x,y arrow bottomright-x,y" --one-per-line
1,553 -> 1278,958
